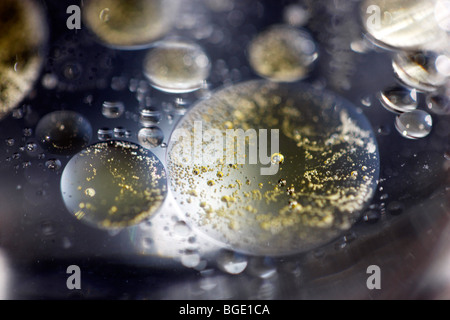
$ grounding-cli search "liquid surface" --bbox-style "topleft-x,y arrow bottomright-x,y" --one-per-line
167,81 -> 380,256
61,141 -> 167,229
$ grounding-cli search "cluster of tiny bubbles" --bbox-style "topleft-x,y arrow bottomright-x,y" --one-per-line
143,39 -> 211,93
0,0 -> 48,121
378,86 -> 418,113
395,110 -> 433,139
247,24 -> 318,83
35,111 -> 93,156
138,127 -> 165,149
102,101 -> 125,119
60,140 -> 168,230
82,0 -> 180,49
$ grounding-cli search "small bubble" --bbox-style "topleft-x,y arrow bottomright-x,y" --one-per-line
174,221 -> 191,236
110,76 -> 127,91
138,127 -> 164,149
45,159 -> 62,171
395,110 -> 433,139
113,127 -> 127,138
102,101 -> 125,119
379,86 -> 418,114
363,210 -> 381,224
63,63 -> 82,81
426,93 -> 450,115
41,73 -> 58,90
142,237 -> 153,249
139,108 -> 162,126
97,128 -> 113,141
181,251 -> 201,268
361,95 -> 372,107
26,142 -> 38,152
283,4 -> 309,27
41,221 -> 55,236
23,128 -> 33,137
216,250 -> 248,275
5,138 -> 15,147
143,40 -> 211,93
387,201 -> 405,216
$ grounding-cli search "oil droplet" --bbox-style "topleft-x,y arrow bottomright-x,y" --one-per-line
283,4 -> 309,27
379,86 -> 418,113
83,0 -> 180,49
181,251 -> 201,268
387,201 -> 405,215
97,128 -> 113,141
395,110 -> 433,139
426,93 -> 450,115
392,51 -> 448,92
363,210 -> 381,224
113,127 -> 127,138
138,127 -> 164,149
5,138 -> 15,147
36,111 -> 93,155
102,101 -> 125,119
143,39 -> 211,93
361,0 -> 449,50
0,0 -> 48,120
167,80 -> 380,256
139,108 -> 162,126
216,250 -> 248,275
60,140 -> 167,229
45,159 -> 62,171
174,220 -> 191,236
248,25 -> 318,82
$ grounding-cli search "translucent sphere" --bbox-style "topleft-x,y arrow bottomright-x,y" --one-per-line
378,86 -> 418,113
83,0 -> 179,49
36,111 -> 93,156
0,0 -> 48,120
361,0 -> 449,50
395,110 -> 433,139
61,141 -> 167,229
248,25 -> 318,82
167,81 -> 379,256
392,51 -> 448,92
143,40 -> 211,93
138,127 -> 164,149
